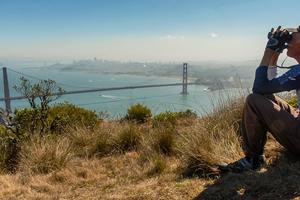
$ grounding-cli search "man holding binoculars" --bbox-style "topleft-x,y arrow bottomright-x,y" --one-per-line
220,26 -> 300,173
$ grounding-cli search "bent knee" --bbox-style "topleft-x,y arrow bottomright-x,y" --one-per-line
245,93 -> 272,106
245,93 -> 262,104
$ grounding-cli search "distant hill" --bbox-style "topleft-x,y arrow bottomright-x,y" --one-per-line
46,59 -> 259,89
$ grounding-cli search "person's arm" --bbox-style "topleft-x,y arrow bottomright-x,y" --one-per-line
268,50 -> 280,66
267,50 -> 279,80
252,52 -> 300,94
259,48 -> 278,67
252,27 -> 296,94
253,49 -> 279,93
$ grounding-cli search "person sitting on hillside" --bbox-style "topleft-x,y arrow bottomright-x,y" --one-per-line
219,26 -> 300,173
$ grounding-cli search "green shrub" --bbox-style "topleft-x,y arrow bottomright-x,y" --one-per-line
13,77 -> 65,135
153,111 -> 177,126
14,102 -> 99,135
13,108 -> 41,135
125,103 -> 152,123
49,102 -> 99,133
0,125 -> 20,173
117,125 -> 141,151
153,109 -> 197,127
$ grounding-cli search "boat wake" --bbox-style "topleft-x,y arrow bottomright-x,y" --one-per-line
100,94 -> 128,100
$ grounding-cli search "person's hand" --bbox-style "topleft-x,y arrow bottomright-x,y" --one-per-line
266,26 -> 291,53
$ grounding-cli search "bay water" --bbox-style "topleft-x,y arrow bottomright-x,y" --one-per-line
0,67 -> 245,119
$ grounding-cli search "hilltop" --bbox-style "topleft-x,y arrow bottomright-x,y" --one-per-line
0,90 -> 299,199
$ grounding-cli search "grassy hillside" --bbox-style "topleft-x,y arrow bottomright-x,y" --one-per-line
0,93 -> 299,199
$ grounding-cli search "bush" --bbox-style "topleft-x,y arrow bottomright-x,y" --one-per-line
13,108 -> 41,135
153,111 -> 177,126
49,102 -> 99,133
0,125 -> 20,173
125,103 -> 152,123
14,102 -> 99,135
153,109 -> 197,127
13,77 -> 64,135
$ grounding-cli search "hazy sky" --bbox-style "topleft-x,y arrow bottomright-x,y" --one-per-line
1,0 -> 300,62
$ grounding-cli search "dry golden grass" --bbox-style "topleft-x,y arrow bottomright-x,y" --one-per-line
18,135 -> 73,174
0,152 -> 210,200
175,95 -> 245,177
1,92 -> 300,199
177,119 -> 243,177
1,139 -> 297,200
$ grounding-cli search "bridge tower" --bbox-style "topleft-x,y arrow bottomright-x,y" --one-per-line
2,67 -> 11,113
182,63 -> 188,95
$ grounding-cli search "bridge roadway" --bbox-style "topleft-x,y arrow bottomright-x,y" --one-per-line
0,82 -> 196,101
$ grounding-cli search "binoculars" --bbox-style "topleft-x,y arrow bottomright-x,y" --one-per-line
284,26 -> 300,43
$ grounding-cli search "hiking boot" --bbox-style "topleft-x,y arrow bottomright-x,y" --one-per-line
218,155 -> 266,173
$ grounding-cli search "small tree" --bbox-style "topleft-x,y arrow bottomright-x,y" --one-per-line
14,77 -> 64,135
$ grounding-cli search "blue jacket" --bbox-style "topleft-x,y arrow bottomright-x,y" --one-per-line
253,64 -> 300,94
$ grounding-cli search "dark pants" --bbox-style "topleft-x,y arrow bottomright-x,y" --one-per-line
241,93 -> 300,157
